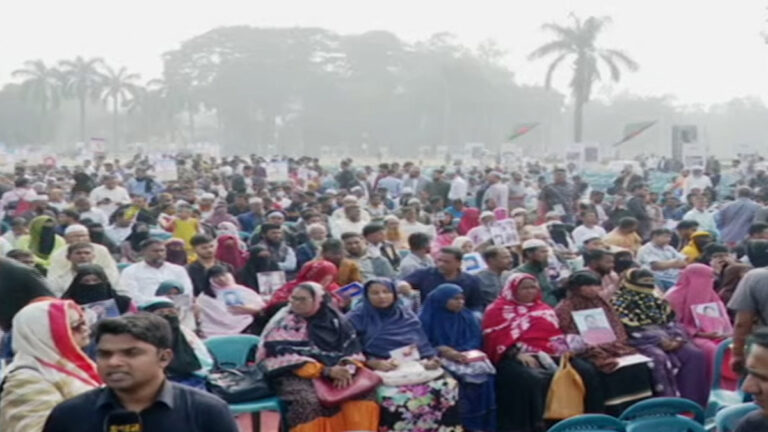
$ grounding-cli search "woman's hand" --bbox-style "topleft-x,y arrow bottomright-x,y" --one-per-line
367,358 -> 398,372
327,366 -> 353,388
444,349 -> 469,364
422,357 -> 441,370
517,353 -> 540,368
660,338 -> 683,352
228,305 -> 260,315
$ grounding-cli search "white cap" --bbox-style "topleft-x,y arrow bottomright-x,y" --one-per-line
200,192 -> 216,200
480,211 -> 495,220
522,239 -> 548,250
401,187 -> 414,195
32,194 -> 48,202
65,224 -> 89,235
248,197 -> 263,204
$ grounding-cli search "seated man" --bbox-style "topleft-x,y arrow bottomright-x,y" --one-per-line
47,224 -> 120,292
341,232 -> 395,282
47,243 -> 109,296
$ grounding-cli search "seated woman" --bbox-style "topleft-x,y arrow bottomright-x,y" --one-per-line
17,215 -> 66,268
140,297 -> 214,390
61,264 -> 134,315
555,271 -> 654,415
216,233 -> 249,272
612,268 -> 709,407
420,283 -> 496,431
347,278 -> 461,431
156,279 -> 199,332
197,265 -> 265,337
257,282 -> 379,432
681,231 -> 713,263
165,238 -> 189,266
664,263 -> 733,388
0,299 -> 102,431
483,273 -> 604,432
238,245 -> 280,293
267,260 -> 340,316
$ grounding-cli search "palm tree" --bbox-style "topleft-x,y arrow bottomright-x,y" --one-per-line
12,60 -> 63,141
59,56 -> 105,143
99,65 -> 140,146
529,15 -> 638,142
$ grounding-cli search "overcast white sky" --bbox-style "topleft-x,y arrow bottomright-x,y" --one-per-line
2,0 -> 768,105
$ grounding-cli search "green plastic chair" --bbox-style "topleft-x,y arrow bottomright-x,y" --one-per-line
714,402 -> 759,432
619,397 -> 705,425
626,416 -> 705,432
547,414 -> 626,431
706,338 -> 744,419
204,335 -> 284,430
117,262 -> 131,272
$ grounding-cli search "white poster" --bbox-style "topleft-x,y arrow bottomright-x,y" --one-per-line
154,159 -> 178,182
490,219 -> 521,247
266,161 -> 289,182
682,143 -> 707,169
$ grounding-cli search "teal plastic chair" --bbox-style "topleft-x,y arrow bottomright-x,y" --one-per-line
619,397 -> 705,425
706,338 -> 744,418
626,416 -> 705,432
714,402 -> 759,432
547,414 -> 626,431
204,335 -> 284,428
117,262 -> 131,272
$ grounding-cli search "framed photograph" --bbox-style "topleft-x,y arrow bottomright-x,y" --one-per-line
691,302 -> 728,335
220,289 -> 244,307
462,252 -> 486,274
571,308 -> 616,346
257,271 -> 287,296
82,299 -> 120,325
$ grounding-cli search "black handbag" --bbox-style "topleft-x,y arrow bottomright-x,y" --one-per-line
206,363 -> 274,403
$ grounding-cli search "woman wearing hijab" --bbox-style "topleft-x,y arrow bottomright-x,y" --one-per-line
555,271 -> 653,415
420,284 -> 496,432
432,226 -> 459,259
267,260 -> 341,315
165,238 -> 189,266
681,231 -> 713,263
384,215 -> 406,250
347,278 -> 461,431
612,268 -> 709,407
238,245 -> 280,293
0,300 -> 102,431
257,282 -> 379,432
664,263 -> 732,387
61,264 -> 134,315
17,215 -> 65,267
452,236 -> 475,254
204,201 -> 241,229
197,265 -> 265,337
482,273 -> 603,432
458,207 -> 481,235
119,221 -> 150,263
140,297 -> 214,390
215,234 -> 249,272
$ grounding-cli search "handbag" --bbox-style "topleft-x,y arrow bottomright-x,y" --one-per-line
313,366 -> 382,407
206,364 -> 274,403
374,361 -> 445,387
543,353 -> 586,420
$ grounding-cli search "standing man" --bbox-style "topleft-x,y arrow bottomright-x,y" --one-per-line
683,166 -> 712,200
513,239 -> 556,306
42,314 -> 239,432
572,210 -> 607,248
89,174 -> 130,218
482,172 -> 509,214
118,239 -> 193,302
539,168 -> 576,223
475,246 -> 513,309
684,195 -> 719,239
626,184 -> 651,240
425,169 -> 450,203
716,187 -> 761,247
447,170 -> 468,203
402,166 -> 429,198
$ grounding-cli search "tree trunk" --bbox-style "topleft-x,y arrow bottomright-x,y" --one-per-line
79,94 -> 87,144
112,96 -> 119,148
573,96 -> 584,143
187,109 -> 195,143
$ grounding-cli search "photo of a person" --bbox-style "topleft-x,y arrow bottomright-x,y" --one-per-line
692,302 -> 729,335
572,308 -> 617,346
222,290 -> 244,306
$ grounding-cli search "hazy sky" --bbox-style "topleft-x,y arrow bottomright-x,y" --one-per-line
2,0 -> 767,105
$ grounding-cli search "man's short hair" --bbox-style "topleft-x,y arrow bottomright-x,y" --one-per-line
629,183 -> 646,192
139,238 -> 163,250
60,209 -> 80,220
737,186 -> 753,199
749,222 -> 768,236
439,247 -> 463,261
260,223 -> 281,234
618,217 -> 639,229
95,313 -> 172,350
676,220 -> 699,231
408,232 -> 431,251
321,238 -> 344,254
67,242 -> 94,256
362,223 -> 385,238
341,232 -> 362,242
190,234 -> 214,247
583,248 -> 612,266
650,228 -> 672,238
482,246 -> 507,262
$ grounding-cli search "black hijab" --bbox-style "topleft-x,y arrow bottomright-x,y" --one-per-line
238,245 -> 280,291
0,258 -> 54,331
125,222 -> 150,252
61,264 -> 132,314
141,299 -> 202,377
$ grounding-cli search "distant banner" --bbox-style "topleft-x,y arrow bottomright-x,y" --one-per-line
507,122 -> 539,141
614,121 -> 656,147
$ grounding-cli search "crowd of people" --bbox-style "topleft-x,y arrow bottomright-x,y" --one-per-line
0,152 -> 767,432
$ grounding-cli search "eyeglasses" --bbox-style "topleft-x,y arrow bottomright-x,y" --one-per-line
289,296 -> 311,304
70,321 -> 88,332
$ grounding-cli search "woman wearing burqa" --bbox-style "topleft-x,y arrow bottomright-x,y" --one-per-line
61,264 -> 134,314
238,245 -> 280,292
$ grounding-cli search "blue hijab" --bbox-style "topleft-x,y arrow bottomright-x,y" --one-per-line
346,278 -> 436,359
419,283 -> 482,351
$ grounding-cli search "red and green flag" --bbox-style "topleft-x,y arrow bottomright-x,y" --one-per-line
507,122 -> 539,141
614,121 -> 656,147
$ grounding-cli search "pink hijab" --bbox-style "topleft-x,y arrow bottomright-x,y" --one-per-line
664,263 -> 732,336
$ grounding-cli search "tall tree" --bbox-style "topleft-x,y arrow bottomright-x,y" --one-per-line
99,64 -> 140,146
529,15 -> 638,142
59,56 -> 105,143
12,60 -> 62,141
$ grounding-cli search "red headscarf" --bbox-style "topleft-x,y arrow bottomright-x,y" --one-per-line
482,273 -> 567,364
457,207 -> 480,235
216,235 -> 249,271
267,260 -> 341,310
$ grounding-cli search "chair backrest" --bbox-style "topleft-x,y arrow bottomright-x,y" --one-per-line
204,335 -> 261,368
711,337 -> 732,390
626,416 -> 705,432
619,397 -> 705,424
547,414 -> 626,432
714,402 -> 759,432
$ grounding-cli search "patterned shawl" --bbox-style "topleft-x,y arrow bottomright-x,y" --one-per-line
612,268 -> 675,331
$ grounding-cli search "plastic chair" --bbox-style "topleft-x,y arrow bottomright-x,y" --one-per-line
714,402 -> 759,432
626,416 -> 706,432
117,262 -> 131,272
547,414 -> 626,431
706,338 -> 744,418
204,335 -> 284,430
619,397 -> 705,425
